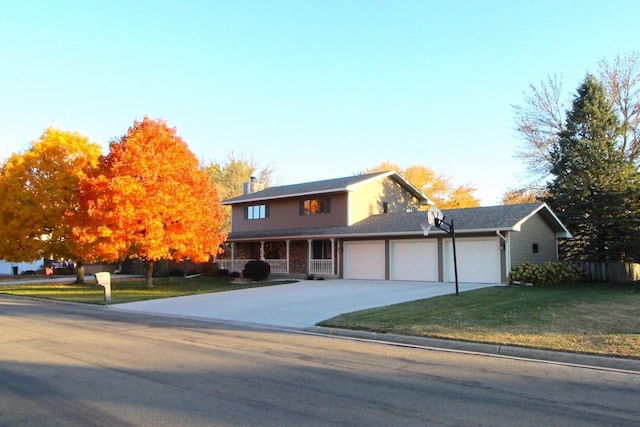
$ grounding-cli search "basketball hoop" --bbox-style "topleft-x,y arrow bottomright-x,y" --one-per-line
420,206 -> 460,296
428,206 -> 444,226
420,222 -> 432,236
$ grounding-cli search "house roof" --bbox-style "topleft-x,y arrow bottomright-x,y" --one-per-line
226,202 -> 572,241
221,171 -> 433,205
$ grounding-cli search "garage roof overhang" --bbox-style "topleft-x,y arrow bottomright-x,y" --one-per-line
223,202 -> 572,242
224,226 -> 523,242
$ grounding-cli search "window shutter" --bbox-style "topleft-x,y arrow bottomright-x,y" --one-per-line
244,206 -> 248,219
265,205 -> 270,218
299,200 -> 305,215
325,197 -> 331,213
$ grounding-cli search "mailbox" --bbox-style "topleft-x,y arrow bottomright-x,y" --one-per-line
95,272 -> 112,303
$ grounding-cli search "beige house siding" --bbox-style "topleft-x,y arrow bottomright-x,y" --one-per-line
348,177 -> 421,225
510,214 -> 558,268
230,193 -> 349,232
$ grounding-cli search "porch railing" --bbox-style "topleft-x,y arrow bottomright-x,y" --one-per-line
216,258 -> 334,276
310,259 -> 333,275
216,259 -> 288,274
265,259 -> 288,274
215,259 -> 252,273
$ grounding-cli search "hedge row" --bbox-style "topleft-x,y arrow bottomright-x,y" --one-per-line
508,262 -> 585,287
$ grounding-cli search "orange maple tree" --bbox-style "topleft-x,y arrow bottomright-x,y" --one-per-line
70,117 -> 226,287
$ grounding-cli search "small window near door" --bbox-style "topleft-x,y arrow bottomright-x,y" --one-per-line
532,243 -> 539,254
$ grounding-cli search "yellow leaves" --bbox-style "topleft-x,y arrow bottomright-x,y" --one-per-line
502,188 -> 539,205
97,226 -> 112,238
367,162 -> 480,209
0,128 -> 101,262
2,120 -> 226,270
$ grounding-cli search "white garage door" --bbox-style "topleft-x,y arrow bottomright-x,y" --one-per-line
390,240 -> 438,281
444,237 -> 501,284
344,241 -> 385,280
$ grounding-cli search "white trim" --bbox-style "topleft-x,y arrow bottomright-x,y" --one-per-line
496,231 -> 511,278
221,188 -> 344,205
225,228 -> 521,242
513,203 -> 572,238
330,238 -> 335,275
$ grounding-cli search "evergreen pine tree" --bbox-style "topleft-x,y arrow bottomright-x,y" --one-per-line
545,75 -> 640,262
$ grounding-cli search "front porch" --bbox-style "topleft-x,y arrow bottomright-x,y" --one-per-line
216,239 -> 338,278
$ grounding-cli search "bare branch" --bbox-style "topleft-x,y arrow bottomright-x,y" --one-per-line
512,74 -> 567,179
598,52 -> 640,162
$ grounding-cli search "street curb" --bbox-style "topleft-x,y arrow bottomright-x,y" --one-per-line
4,293 -> 639,373
305,326 -> 640,373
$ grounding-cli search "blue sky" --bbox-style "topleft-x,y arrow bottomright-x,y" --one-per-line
1,1 -> 639,205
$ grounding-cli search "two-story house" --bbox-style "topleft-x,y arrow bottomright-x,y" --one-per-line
218,171 -> 571,284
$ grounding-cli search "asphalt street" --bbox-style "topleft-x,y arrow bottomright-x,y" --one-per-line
3,276 -> 639,371
2,297 -> 640,426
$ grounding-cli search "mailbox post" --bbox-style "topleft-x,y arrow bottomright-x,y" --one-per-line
95,272 -> 112,303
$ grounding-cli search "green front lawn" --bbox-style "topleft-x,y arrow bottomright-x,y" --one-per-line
319,282 -> 640,359
0,276 -> 295,304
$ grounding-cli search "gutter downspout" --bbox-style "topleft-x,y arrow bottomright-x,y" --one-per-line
496,231 -> 510,282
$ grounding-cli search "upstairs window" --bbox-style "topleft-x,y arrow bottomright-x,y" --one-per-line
246,204 -> 268,220
300,198 -> 331,215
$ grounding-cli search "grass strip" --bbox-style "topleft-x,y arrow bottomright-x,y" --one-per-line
0,276 -> 295,305
318,282 -> 640,359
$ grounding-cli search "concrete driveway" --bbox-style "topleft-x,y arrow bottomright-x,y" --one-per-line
115,280 -> 497,328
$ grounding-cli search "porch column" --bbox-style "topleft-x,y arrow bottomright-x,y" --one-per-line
307,239 -> 313,275
285,240 -> 290,274
260,241 -> 265,260
330,238 -> 335,275
230,243 -> 235,271
337,239 -> 341,277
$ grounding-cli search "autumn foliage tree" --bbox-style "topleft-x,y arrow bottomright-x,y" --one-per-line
366,161 -> 480,209
204,152 -> 273,232
501,188 -> 539,205
0,128 -> 101,282
70,117 -> 226,287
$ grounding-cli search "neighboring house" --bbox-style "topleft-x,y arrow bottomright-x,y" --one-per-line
0,260 -> 42,275
218,171 -> 571,284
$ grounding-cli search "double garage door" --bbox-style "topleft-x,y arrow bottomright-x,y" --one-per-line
343,237 -> 501,284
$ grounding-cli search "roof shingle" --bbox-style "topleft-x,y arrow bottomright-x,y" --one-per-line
221,171 -> 431,204
226,203 -> 570,240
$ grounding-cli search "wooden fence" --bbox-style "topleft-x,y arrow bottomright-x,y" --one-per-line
568,261 -> 640,282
